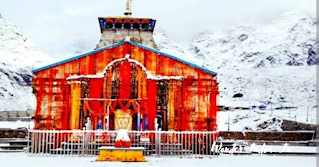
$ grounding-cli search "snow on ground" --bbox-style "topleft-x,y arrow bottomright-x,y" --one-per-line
216,66 -> 317,109
217,107 -> 316,131
0,153 -> 316,167
245,145 -> 316,153
0,121 -> 34,129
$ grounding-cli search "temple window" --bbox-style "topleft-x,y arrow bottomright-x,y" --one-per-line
115,23 -> 122,29
133,23 -> 140,29
124,23 -> 131,29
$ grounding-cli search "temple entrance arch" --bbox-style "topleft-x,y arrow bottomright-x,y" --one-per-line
102,57 -> 149,130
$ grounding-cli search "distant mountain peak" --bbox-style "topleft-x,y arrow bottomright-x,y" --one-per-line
154,12 -> 316,111
0,17 -> 55,111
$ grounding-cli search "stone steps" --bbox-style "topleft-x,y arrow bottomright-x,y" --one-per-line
0,138 -> 29,152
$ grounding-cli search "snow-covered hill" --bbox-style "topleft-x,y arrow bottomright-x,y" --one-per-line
154,12 -> 317,131
153,29 -> 197,64
0,15 -> 55,111
190,12 -> 317,108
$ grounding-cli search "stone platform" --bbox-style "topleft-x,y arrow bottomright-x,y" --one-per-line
96,147 -> 146,162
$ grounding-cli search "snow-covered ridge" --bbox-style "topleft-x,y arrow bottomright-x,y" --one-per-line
153,12 -> 317,108
0,16 -> 55,111
153,29 -> 199,65
188,12 -> 317,107
192,12 -> 317,69
153,12 -> 317,130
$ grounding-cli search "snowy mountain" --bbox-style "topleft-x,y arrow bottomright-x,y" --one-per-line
154,12 -> 317,131
190,12 -> 317,108
153,29 -> 197,63
0,15 -> 55,111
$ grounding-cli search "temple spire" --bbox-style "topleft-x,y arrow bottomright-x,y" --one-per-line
124,0 -> 132,16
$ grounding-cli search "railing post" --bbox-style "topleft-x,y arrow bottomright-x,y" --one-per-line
155,130 -> 160,156
82,130 -> 85,156
159,130 -> 162,156
27,129 -> 30,155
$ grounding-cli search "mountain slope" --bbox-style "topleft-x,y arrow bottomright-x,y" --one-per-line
190,12 -> 317,108
153,29 -> 197,63
154,12 -> 317,131
0,15 -> 55,111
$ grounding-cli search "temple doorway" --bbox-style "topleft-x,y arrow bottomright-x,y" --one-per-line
157,81 -> 169,130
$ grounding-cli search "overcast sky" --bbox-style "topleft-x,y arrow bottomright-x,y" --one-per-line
0,0 -> 316,59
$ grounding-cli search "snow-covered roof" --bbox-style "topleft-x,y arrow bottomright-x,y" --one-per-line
32,41 -> 218,76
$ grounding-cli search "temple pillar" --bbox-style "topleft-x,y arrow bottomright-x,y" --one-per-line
70,81 -> 82,130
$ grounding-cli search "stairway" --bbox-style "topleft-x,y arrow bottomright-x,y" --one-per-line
0,139 -> 30,152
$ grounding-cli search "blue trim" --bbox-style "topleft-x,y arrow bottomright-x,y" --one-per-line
129,41 -> 218,76
32,41 -> 218,76
99,18 -> 106,32
32,41 -> 126,73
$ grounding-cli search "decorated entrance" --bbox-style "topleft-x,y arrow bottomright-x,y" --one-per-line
67,57 -> 149,131
66,56 -> 187,131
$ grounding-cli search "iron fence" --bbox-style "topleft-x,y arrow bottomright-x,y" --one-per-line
28,130 -> 218,158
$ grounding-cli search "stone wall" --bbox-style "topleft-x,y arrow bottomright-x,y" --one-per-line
95,29 -> 156,49
0,110 -> 34,119
281,119 -> 317,131
219,131 -> 315,141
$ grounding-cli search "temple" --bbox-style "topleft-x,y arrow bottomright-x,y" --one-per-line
32,0 -> 219,131
96,0 -> 156,49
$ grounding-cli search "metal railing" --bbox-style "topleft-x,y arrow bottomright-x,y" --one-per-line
28,130 -> 218,158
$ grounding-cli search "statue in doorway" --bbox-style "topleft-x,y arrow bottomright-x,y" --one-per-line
97,119 -> 102,130
85,117 -> 92,130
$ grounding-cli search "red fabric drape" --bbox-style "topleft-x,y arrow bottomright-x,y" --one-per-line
88,78 -> 104,129
119,62 -> 131,99
147,80 -> 157,130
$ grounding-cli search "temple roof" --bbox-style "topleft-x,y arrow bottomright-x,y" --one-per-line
98,17 -> 156,32
98,1 -> 156,32
32,41 -> 218,76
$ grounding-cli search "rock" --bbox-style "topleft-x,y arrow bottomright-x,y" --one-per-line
307,48 -> 317,65
238,34 -> 248,41
233,93 -> 243,98
286,58 -> 303,66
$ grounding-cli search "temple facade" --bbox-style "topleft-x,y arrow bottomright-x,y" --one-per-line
32,1 -> 219,131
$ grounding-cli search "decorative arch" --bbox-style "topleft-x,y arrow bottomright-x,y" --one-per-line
103,56 -> 148,75
103,56 -> 148,100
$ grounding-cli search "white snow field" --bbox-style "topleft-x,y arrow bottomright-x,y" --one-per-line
217,107 -> 317,131
0,121 -> 34,129
0,153 -> 316,167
